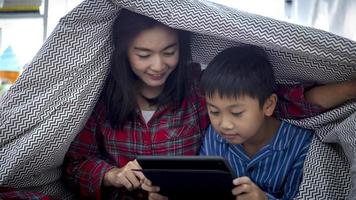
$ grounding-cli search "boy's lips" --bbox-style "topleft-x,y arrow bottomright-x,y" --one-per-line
221,133 -> 236,140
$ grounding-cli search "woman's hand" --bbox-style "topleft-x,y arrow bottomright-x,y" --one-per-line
141,178 -> 168,200
232,176 -> 267,200
103,159 -> 145,190
305,79 -> 356,109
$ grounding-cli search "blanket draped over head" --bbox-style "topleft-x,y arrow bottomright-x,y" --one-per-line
0,0 -> 355,199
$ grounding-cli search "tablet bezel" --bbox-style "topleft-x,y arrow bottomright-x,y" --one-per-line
136,155 -> 235,175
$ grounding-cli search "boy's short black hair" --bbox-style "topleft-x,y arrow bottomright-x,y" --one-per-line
200,45 -> 276,107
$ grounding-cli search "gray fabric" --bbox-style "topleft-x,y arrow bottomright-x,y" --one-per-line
0,0 -> 355,199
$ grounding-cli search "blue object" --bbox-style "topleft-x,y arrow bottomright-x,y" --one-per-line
0,46 -> 21,72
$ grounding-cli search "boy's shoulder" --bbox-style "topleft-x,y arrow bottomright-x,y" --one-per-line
280,121 -> 313,134
276,121 -> 313,146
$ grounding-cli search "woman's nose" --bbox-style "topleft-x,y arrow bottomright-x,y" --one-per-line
150,56 -> 165,72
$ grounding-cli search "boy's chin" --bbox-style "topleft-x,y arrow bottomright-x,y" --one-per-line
223,137 -> 242,144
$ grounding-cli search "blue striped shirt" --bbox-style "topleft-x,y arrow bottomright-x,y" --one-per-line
200,121 -> 313,200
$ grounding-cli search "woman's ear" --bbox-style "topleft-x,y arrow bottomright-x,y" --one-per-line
263,94 -> 278,116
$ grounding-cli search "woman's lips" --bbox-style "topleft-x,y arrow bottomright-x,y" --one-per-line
148,73 -> 165,80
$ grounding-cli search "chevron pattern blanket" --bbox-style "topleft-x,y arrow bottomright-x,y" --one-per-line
0,0 -> 355,199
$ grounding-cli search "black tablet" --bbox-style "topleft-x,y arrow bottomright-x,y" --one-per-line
136,155 -> 236,200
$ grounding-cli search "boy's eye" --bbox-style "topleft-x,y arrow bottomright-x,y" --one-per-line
231,112 -> 242,117
209,110 -> 219,116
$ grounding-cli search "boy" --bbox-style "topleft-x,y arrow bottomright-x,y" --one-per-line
199,45 -> 313,200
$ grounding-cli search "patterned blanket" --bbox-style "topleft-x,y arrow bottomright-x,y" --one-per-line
0,0 -> 355,199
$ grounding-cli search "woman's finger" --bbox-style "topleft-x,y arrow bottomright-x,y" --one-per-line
133,159 -> 141,168
117,175 -> 133,190
148,192 -> 169,200
132,169 -> 146,181
129,160 -> 146,181
141,182 -> 160,192
124,171 -> 142,188
143,177 -> 152,186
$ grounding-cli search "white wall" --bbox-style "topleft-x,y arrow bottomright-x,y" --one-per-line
0,0 -> 83,67
47,0 -> 83,36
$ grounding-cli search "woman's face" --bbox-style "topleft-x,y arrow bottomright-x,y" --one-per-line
127,25 -> 179,93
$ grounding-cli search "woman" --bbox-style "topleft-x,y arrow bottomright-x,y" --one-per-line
63,9 -> 209,200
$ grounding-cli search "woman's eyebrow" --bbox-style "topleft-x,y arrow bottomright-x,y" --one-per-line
134,43 -> 177,52
162,43 -> 177,50
133,47 -> 151,52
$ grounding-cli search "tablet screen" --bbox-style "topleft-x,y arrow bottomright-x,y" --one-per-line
136,156 -> 236,200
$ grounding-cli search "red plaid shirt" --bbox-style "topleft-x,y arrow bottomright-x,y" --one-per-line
0,187 -> 53,200
275,84 -> 325,119
63,86 -> 210,199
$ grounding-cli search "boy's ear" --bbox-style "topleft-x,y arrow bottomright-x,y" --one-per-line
263,94 -> 278,116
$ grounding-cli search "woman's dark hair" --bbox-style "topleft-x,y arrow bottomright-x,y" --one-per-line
200,45 -> 276,107
102,9 -> 192,129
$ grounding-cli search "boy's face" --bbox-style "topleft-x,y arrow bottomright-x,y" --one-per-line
206,92 -> 275,145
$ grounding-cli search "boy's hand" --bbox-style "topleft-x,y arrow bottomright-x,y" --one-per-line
103,159 -> 145,190
141,178 -> 168,200
232,176 -> 267,200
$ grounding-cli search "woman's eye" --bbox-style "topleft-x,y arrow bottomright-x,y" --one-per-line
138,54 -> 150,58
163,51 -> 175,56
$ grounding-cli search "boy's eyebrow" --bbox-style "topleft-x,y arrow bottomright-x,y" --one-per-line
206,103 -> 216,108
134,43 -> 177,52
207,102 -> 242,108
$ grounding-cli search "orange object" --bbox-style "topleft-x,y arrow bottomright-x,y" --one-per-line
0,70 -> 20,83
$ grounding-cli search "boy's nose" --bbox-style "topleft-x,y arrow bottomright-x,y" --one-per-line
219,117 -> 234,130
